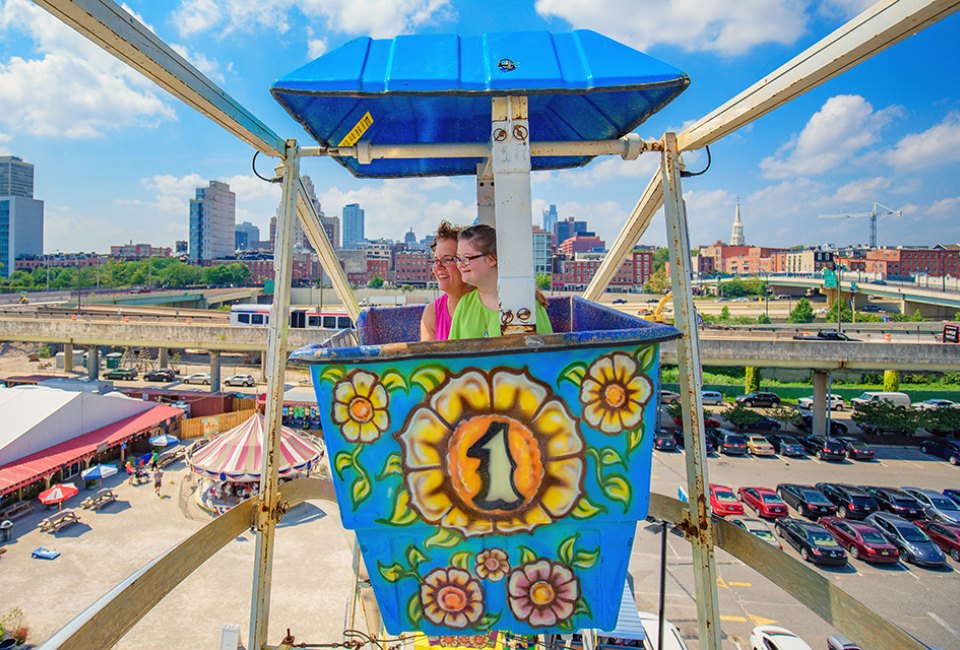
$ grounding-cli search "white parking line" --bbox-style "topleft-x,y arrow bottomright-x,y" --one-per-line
929,612 -> 960,642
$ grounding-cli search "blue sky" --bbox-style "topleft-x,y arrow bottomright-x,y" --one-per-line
1,0 -> 959,254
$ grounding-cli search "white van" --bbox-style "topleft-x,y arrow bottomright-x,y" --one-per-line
850,391 -> 911,409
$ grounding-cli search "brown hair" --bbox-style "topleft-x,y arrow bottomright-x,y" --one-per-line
458,223 -> 497,257
430,220 -> 463,250
460,224 -> 548,306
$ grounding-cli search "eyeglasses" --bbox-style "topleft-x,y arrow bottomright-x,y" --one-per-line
453,253 -> 487,266
431,256 -> 456,267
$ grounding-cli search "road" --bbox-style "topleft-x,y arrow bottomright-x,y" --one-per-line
635,439 -> 960,649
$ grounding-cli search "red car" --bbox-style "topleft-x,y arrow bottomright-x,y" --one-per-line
710,483 -> 744,517
738,487 -> 789,519
818,516 -> 900,563
915,520 -> 960,562
671,414 -> 721,429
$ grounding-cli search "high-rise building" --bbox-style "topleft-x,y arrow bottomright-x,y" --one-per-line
0,156 -> 34,198
730,199 -> 745,246
320,215 -> 340,249
189,180 -> 236,261
542,204 -> 558,238
532,227 -> 552,275
0,156 -> 42,277
235,221 -> 260,250
555,217 -> 588,247
342,203 -> 365,248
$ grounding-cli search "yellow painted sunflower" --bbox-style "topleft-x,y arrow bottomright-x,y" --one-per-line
579,352 -> 652,434
475,548 -> 510,581
331,369 -> 390,443
397,368 -> 584,537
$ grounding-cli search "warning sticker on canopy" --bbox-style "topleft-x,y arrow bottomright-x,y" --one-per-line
338,112 -> 374,146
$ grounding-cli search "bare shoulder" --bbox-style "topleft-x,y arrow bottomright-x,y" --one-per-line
420,300 -> 437,340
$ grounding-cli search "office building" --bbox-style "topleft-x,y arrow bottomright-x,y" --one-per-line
532,227 -> 552,275
555,217 -> 589,246
0,156 -> 43,277
189,181 -> 236,261
342,203 -> 365,247
542,204 -> 558,240
320,215 -> 340,249
235,221 -> 260,251
0,156 -> 34,198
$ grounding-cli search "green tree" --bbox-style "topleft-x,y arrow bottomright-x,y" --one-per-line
788,297 -> 815,323
652,247 -> 670,272
723,402 -> 762,432
767,404 -> 801,427
825,300 -> 853,323
852,402 -> 919,435
718,306 -> 731,322
920,408 -> 960,436
367,275 -> 385,289
756,313 -> 771,325
745,366 -> 761,393
883,369 -> 900,392
643,267 -> 670,294
535,273 -> 551,290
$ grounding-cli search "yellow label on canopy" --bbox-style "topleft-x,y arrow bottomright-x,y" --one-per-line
338,111 -> 374,146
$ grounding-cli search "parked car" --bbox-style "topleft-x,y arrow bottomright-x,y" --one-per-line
860,304 -> 882,312
660,390 -> 681,405
670,412 -> 721,429
920,439 -> 960,465
103,367 -> 137,380
800,435 -> 846,461
716,430 -> 748,455
735,391 -> 781,408
747,415 -> 782,432
777,484 -> 837,519
835,437 -> 875,461
850,391 -> 911,409
727,516 -> 782,549
738,487 -> 789,518
183,372 -> 212,385
701,390 -> 724,405
144,369 -> 176,382
913,398 -> 957,411
709,483 -> 744,517
817,516 -> 899,563
746,435 -> 776,456
749,625 -> 813,650
611,298 -> 627,305
638,611 -> 690,650
774,518 -> 847,566
815,483 -> 879,520
653,432 -> 678,451
827,636 -> 863,650
860,486 -> 924,520
795,415 -> 848,436
672,430 -> 717,454
765,434 -> 805,457
796,394 -> 845,410
944,489 -> 960,506
223,374 -> 256,387
864,512 -> 947,567
913,520 -> 960,562
792,330 -> 859,342
901,487 -> 960,524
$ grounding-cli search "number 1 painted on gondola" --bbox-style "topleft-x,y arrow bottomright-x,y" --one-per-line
467,421 -> 522,511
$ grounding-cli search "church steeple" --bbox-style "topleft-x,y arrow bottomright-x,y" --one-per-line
730,198 -> 745,246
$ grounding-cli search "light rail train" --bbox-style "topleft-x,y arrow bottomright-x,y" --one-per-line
229,304 -> 355,330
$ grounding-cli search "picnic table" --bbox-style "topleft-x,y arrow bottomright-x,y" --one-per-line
81,488 -> 117,510
0,501 -> 33,521
157,448 -> 186,468
39,509 -> 81,533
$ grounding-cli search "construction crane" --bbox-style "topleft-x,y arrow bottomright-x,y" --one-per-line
817,202 -> 902,248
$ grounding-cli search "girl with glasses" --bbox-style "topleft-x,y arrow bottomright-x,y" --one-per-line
448,224 -> 553,339
420,220 -> 471,341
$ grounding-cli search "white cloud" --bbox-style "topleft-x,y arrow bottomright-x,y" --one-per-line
534,0 -> 808,56
538,155 -> 661,190
172,0 -> 452,39
307,36 -> 329,60
817,0 -> 876,20
926,195 -> 960,217
0,0 -> 175,139
320,180 -> 474,241
886,112 -> 960,170
170,44 -> 227,83
759,95 -> 898,179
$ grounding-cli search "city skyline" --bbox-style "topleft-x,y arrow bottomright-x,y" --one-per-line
1,2 -> 959,253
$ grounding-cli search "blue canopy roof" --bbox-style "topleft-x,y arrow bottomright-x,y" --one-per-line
271,30 -> 689,178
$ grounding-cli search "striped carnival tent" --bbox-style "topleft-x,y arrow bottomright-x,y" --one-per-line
187,414 -> 323,482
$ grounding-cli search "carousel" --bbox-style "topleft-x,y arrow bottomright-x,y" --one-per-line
186,414 -> 324,515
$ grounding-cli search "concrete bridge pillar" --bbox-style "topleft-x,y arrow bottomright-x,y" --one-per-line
259,352 -> 267,383
209,351 -> 222,392
158,347 -> 169,368
64,343 -> 74,373
87,346 -> 100,380
812,370 -> 829,437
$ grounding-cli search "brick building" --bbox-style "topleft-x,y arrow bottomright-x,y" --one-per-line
392,249 -> 434,287
553,250 -> 652,291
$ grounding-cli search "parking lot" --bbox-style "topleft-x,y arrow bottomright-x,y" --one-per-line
636,409 -> 960,649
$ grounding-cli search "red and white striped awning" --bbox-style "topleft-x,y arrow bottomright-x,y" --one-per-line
187,414 -> 323,482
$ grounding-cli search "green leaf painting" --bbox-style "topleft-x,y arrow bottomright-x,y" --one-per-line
318,364 -> 346,385
410,364 -> 448,393
571,496 -> 606,519
557,361 -> 588,389
377,452 -> 403,480
424,527 -> 463,549
380,369 -> 408,393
